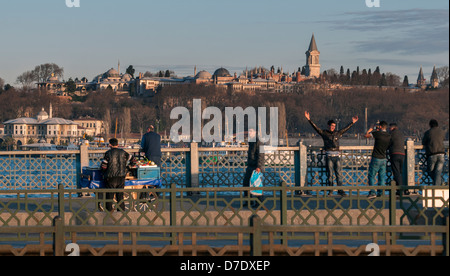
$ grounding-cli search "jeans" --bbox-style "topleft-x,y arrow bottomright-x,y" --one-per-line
427,154 -> 445,186
368,158 -> 387,196
326,156 -> 343,187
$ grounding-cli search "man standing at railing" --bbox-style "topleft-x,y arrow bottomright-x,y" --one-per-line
365,121 -> 391,199
141,125 -> 162,167
388,123 -> 409,195
305,111 -> 359,196
422,119 -> 446,186
101,138 -> 136,212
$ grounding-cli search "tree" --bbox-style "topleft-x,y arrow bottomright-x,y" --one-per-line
16,71 -> 36,88
402,75 -> 409,87
126,65 -> 135,78
32,63 -> 64,83
65,78 -> 77,93
436,66 -> 449,88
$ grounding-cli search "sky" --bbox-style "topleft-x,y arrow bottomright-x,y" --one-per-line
0,0 -> 448,85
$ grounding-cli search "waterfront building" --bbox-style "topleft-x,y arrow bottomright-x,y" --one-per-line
2,104 -> 79,148
73,116 -> 105,138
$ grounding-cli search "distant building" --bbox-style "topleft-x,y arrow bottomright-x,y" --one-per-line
417,66 -> 440,90
305,34 -> 321,78
2,104 -> 79,147
430,66 -> 439,89
37,35 -> 322,96
73,116 -> 105,138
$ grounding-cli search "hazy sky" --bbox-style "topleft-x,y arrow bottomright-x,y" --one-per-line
0,0 -> 448,85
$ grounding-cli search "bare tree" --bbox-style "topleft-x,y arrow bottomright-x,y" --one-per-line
32,63 -> 64,83
16,71 -> 36,89
436,66 -> 449,87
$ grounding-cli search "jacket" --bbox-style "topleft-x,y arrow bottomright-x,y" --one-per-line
101,148 -> 133,179
422,127 -> 446,157
247,139 -> 265,170
308,120 -> 355,151
389,129 -> 405,155
141,131 -> 162,158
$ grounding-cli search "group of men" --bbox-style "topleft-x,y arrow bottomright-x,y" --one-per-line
305,111 -> 446,199
99,114 -> 446,211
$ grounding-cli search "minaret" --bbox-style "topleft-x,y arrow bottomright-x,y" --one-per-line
305,33 -> 321,78
118,60 -> 121,76
49,103 -> 53,119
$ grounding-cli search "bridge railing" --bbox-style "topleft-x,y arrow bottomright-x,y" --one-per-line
0,140 -> 447,190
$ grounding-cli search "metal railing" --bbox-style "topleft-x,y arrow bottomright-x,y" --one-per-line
1,141 -> 448,190
0,141 -> 448,256
0,183 -> 448,256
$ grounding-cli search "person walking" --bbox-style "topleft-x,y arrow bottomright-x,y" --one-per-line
243,128 -> 265,207
101,138 -> 135,211
365,121 -> 391,199
422,119 -> 446,186
388,123 -> 409,195
141,125 -> 162,167
305,111 -> 359,196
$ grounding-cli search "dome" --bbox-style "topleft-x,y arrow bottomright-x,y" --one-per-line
122,73 -> 132,81
105,68 -> 119,78
195,70 -> 212,79
47,74 -> 59,82
37,108 -> 49,121
213,68 -> 231,78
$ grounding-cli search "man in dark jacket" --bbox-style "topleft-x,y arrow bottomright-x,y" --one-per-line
101,138 -> 135,211
388,123 -> 408,195
422,119 -> 446,186
305,111 -> 359,196
141,125 -> 162,167
243,128 -> 265,207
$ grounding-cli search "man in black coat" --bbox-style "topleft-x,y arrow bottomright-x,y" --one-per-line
101,138 -> 135,211
141,125 -> 162,167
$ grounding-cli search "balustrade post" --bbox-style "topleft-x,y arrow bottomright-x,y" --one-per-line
295,141 -> 307,190
76,144 -> 90,196
53,216 -> 65,256
250,215 -> 262,256
405,139 -> 415,187
187,142 -> 199,191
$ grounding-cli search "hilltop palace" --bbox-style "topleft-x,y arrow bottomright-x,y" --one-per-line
36,33 -> 439,97
37,34 -> 323,96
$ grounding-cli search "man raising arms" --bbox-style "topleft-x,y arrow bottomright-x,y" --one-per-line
305,111 -> 359,196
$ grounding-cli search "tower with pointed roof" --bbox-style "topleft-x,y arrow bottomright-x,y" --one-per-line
430,66 -> 439,89
417,66 -> 426,88
305,34 -> 321,78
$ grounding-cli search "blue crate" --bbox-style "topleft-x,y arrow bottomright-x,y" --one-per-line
138,167 -> 160,180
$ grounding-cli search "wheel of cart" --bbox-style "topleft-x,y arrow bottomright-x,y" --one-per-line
123,185 -> 159,212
